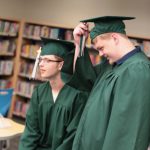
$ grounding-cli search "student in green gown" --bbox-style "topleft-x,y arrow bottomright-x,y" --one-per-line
70,16 -> 150,150
18,38 -> 88,150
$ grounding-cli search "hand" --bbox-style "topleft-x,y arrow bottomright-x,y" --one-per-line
73,22 -> 89,47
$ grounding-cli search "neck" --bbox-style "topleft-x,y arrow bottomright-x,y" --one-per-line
118,38 -> 136,58
49,75 -> 64,93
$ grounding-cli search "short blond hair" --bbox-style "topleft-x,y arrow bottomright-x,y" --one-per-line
54,55 -> 64,62
92,32 -> 128,44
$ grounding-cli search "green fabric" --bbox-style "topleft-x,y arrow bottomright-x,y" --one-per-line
41,38 -> 74,59
61,51 -> 74,83
79,36 -> 83,57
67,48 -> 110,92
72,49 -> 150,150
67,48 -> 97,92
90,20 -> 126,40
19,82 -> 88,150
80,16 -> 135,41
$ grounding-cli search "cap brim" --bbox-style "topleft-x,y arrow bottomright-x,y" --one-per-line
80,16 -> 135,23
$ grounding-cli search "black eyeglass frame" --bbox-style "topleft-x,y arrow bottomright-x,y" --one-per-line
38,57 -> 63,63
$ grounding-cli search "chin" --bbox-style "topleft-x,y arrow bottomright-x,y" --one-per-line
41,74 -> 47,78
108,60 -> 112,64
109,60 -> 115,65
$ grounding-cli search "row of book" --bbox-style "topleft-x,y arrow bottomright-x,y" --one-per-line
143,40 -> 150,56
89,53 -> 101,65
0,39 -> 16,55
130,39 -> 150,57
21,44 -> 40,59
23,24 -> 73,41
0,60 -> 13,75
0,79 -> 12,89
19,61 -> 34,77
13,100 -> 29,118
16,80 -> 37,98
0,20 -> 19,36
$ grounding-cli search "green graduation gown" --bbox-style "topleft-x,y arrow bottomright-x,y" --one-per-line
19,82 -> 88,150
72,47 -> 150,150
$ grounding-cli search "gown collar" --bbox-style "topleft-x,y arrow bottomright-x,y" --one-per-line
115,46 -> 141,66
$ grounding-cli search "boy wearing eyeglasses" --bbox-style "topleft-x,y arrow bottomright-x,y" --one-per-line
19,38 -> 88,150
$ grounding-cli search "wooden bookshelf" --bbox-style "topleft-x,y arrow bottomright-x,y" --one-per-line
128,35 -> 150,58
0,18 -> 21,89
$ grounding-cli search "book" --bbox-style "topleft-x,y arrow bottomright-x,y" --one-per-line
3,21 -> 10,34
65,29 -> 73,41
24,24 -> 34,37
0,79 -> 12,89
0,60 -> 13,75
58,28 -> 65,40
9,22 -> 19,36
0,20 -> 5,33
21,102 -> 30,118
2,40 -> 10,53
8,40 -> 16,55
33,25 -> 41,38
40,26 -> 50,38
143,40 -> 150,57
49,28 -> 59,39
130,38 -> 142,47
14,100 -> 22,116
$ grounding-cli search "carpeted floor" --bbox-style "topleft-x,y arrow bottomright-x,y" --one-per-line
6,118 -> 24,150
1,136 -> 20,150
5,136 -> 150,150
9,136 -> 21,150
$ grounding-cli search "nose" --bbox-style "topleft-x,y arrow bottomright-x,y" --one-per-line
39,61 -> 44,67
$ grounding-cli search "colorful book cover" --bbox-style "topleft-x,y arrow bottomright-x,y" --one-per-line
143,40 -> 150,57
40,26 -> 50,38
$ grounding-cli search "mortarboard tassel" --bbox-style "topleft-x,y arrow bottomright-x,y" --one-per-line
31,47 -> 41,79
79,35 -> 86,57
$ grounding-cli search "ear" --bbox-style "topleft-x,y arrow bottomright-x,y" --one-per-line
111,33 -> 119,45
58,61 -> 64,70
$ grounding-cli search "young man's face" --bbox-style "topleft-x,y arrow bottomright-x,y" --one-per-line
38,55 -> 63,79
93,33 -> 120,64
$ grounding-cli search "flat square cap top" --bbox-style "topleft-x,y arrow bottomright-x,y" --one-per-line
81,16 -> 135,23
41,38 -> 74,58
80,16 -> 135,40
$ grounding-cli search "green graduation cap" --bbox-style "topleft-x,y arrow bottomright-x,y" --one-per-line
80,16 -> 135,41
41,38 -> 74,58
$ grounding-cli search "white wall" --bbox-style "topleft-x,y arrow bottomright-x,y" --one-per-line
0,0 -> 150,38
0,0 -> 25,20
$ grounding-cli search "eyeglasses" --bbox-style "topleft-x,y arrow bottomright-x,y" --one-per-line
38,57 -> 63,64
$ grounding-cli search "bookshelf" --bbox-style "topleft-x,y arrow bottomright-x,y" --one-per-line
0,18 -> 20,89
128,35 -> 150,58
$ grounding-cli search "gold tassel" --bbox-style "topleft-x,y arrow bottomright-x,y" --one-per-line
31,47 -> 41,79
81,35 -> 86,56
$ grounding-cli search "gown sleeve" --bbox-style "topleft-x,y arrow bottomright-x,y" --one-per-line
56,91 -> 88,150
66,48 -> 111,92
67,48 -> 97,92
102,63 -> 150,150
19,87 -> 41,150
